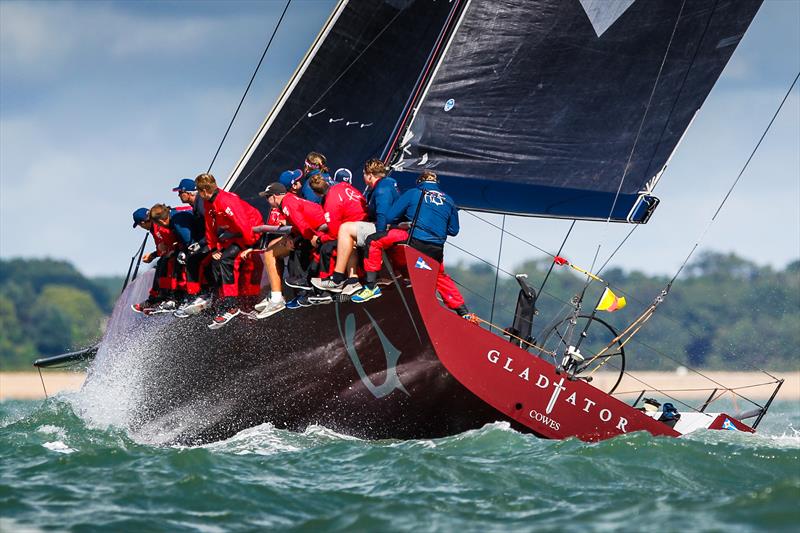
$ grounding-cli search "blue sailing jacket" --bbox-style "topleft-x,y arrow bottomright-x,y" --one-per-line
366,177 -> 401,231
170,208 -> 195,249
386,181 -> 459,245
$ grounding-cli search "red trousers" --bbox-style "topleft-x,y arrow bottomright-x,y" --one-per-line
364,229 -> 409,272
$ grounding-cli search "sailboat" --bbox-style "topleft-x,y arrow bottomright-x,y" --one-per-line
40,0 -> 785,444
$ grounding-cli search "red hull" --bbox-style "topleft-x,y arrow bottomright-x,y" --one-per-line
403,247 -> 753,441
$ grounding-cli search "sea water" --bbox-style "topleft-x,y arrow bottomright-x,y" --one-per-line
1,395 -> 798,532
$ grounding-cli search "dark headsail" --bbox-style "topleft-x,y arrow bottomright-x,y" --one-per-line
227,0 -> 762,223
389,0 -> 762,222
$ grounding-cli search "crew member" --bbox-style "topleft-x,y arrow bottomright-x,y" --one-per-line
195,173 -> 264,329
354,171 -> 474,320
312,158 -> 399,293
308,173 -> 369,295
172,178 -> 212,315
130,207 -> 181,314
258,182 -> 328,311
301,152 -> 331,204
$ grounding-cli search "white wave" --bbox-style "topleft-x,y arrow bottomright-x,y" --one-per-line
36,424 -> 66,439
198,423 -> 302,456
302,424 -> 362,441
42,440 -> 76,454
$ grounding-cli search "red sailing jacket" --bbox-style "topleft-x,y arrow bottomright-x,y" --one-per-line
280,193 -> 325,240
267,207 -> 286,226
320,182 -> 368,243
205,189 -> 264,250
151,223 -> 179,257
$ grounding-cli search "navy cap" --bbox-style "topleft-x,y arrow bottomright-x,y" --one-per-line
306,169 -> 333,184
172,178 -> 197,192
258,182 -> 287,198
278,169 -> 303,188
334,168 -> 352,183
132,207 -> 149,228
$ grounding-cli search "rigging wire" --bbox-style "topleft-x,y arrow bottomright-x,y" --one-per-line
639,0 -> 720,181
206,0 -> 292,173
584,0 -> 687,283
538,220 -> 576,296
668,70 -> 800,289
489,215 -> 506,324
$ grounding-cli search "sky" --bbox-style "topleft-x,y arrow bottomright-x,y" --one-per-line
1,0 -> 798,278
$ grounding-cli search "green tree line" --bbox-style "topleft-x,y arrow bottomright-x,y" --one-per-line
447,251 -> 799,371
0,258 -> 122,369
0,253 -> 797,371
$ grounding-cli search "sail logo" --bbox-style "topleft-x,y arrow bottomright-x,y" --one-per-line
722,418 -> 737,431
486,349 -> 629,433
444,98 -> 455,112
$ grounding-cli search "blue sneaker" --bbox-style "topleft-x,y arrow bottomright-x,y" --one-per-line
286,294 -> 312,309
351,286 -> 382,303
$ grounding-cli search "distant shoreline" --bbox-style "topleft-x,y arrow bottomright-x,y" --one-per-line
1,370 -> 797,402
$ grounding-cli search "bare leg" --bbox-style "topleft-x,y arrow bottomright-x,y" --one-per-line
334,222 -> 358,274
263,236 -> 292,292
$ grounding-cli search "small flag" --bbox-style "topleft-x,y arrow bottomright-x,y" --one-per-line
596,287 -> 627,312
553,255 -> 569,265
415,257 -> 433,271
722,418 -> 737,431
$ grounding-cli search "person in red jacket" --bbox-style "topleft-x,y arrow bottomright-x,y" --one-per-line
308,173 -> 368,295
195,173 -> 264,329
259,182 -> 331,307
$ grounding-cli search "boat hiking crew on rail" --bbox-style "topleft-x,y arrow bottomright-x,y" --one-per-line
130,151 -> 477,329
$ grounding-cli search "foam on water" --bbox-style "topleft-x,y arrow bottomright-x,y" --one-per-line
2,397 -> 799,532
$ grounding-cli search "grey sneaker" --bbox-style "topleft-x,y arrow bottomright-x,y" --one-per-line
149,300 -> 177,314
311,277 -> 344,293
255,299 -> 285,319
341,281 -> 363,296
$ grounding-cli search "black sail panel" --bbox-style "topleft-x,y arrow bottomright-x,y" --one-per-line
393,0 -> 763,222
227,0 -> 458,211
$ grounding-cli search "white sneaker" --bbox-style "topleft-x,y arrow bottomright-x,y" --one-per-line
149,300 -> 177,314
178,296 -> 210,316
208,308 -> 240,329
254,296 -> 271,312
255,299 -> 285,319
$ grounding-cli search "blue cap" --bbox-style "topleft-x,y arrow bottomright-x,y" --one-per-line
132,207 -> 149,228
278,169 -> 303,188
172,178 -> 196,192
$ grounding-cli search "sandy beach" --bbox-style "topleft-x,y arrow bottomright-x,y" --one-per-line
1,371 -> 86,400
1,370 -> 798,401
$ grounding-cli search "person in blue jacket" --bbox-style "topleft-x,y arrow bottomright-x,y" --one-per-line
352,171 -> 474,320
173,178 -> 214,315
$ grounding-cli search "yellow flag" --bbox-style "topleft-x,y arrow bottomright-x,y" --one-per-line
596,287 -> 627,312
